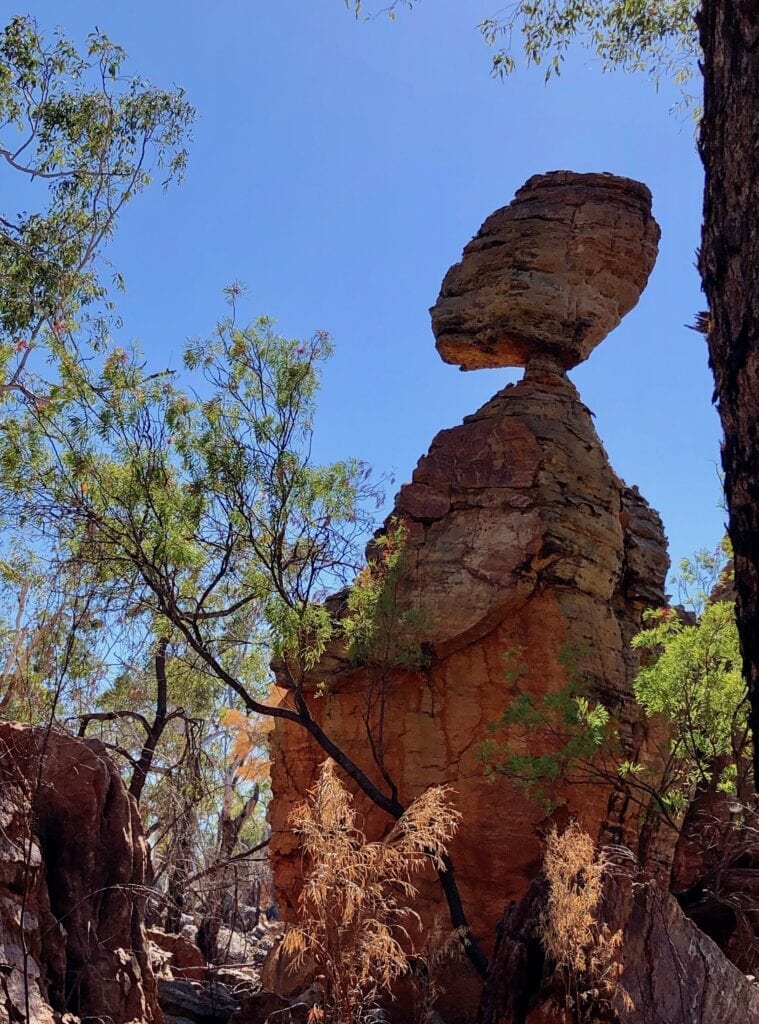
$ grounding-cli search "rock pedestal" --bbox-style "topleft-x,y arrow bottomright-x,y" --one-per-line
267,171 -> 669,1020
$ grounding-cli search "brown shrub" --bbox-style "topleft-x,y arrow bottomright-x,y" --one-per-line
282,759 -> 460,1023
539,823 -> 630,1023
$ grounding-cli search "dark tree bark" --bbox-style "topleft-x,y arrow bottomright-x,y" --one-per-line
698,1 -> 759,787
196,780 -> 260,963
78,637 -> 176,805
129,637 -> 169,803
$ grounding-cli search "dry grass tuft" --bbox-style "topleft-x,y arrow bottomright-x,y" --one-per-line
409,915 -> 466,1024
539,823 -> 630,1023
282,759 -> 460,1023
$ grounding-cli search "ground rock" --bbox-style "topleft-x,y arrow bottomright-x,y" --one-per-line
431,171 -> 659,371
149,928 -> 207,982
259,940 -> 313,999
157,978 -> 237,1023
0,722 -> 160,1024
608,868 -> 759,1024
227,990 -> 288,1023
257,1006 -> 310,1024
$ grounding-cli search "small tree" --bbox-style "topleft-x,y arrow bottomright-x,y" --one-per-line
282,759 -> 460,1024
632,600 -> 748,806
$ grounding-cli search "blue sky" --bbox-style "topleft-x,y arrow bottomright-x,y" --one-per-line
12,1 -> 722,584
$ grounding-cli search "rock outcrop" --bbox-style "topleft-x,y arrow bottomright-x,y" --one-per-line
477,855 -> 759,1024
0,722 -> 160,1024
431,172 -> 660,372
267,171 -> 669,1019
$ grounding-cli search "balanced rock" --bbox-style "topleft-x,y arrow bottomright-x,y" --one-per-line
431,171 -> 660,371
267,173 -> 668,1021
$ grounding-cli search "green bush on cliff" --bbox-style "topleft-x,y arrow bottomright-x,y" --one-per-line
632,599 -> 747,801
481,547 -> 749,822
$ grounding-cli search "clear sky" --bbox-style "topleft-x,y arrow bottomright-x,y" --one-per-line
11,1 -> 723,586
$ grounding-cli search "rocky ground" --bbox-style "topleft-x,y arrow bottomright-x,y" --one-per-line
149,919 -> 290,1024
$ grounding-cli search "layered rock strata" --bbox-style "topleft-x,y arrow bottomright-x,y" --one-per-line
432,171 -> 660,371
0,722 -> 160,1024
267,171 -> 668,1019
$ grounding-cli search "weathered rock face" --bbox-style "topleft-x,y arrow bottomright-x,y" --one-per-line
431,172 -> 660,372
268,172 -> 668,1020
477,858 -> 759,1024
0,722 -> 161,1024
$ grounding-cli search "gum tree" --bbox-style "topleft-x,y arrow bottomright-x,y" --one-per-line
0,14 -> 193,368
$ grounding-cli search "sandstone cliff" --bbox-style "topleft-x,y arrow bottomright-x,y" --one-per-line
267,172 -> 669,1018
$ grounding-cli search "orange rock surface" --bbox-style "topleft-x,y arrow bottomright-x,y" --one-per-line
267,172 -> 668,1021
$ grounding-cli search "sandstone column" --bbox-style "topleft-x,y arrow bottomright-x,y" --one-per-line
268,171 -> 669,1020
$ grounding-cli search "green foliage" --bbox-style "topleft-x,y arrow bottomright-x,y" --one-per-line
0,295 -> 382,719
672,537 -> 732,615
480,1 -> 696,87
349,1 -> 697,98
343,518 -> 431,672
632,600 -> 746,800
481,549 -> 748,826
479,645 -> 614,813
0,15 -> 194,362
0,293 -> 385,898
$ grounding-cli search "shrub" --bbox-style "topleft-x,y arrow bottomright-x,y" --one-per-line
540,823 -> 629,1023
282,759 -> 460,1023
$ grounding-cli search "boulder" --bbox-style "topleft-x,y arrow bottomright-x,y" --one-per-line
157,978 -> 237,1023
431,171 -> 659,371
0,722 -> 161,1023
149,928 -> 207,982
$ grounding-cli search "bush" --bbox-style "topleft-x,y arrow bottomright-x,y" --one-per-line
540,823 -> 629,1023
282,759 -> 460,1023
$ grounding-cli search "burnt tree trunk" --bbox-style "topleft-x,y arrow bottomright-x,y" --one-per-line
698,1 -> 759,786
129,637 -> 169,804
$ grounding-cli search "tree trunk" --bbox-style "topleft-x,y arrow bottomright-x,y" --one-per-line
196,780 -> 259,962
129,637 -> 169,804
698,0 -> 759,786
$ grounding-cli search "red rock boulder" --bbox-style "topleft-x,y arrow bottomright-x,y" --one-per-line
0,722 -> 161,1023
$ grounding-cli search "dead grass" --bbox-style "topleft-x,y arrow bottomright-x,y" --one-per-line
539,823 -> 630,1023
282,759 -> 460,1023
408,915 -> 466,1024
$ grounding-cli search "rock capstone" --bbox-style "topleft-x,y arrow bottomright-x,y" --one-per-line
431,171 -> 660,371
